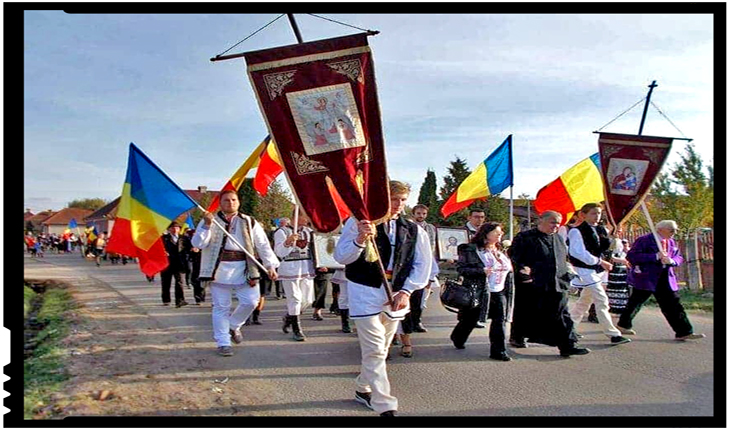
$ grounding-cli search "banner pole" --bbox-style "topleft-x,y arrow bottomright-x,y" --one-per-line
635,80 -> 664,251
369,235 -> 395,307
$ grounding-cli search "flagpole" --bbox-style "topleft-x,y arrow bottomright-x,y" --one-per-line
636,80 -> 665,251
509,134 -> 515,241
292,205 -> 299,233
509,186 -> 514,241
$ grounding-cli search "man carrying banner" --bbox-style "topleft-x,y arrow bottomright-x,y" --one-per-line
334,180 -> 432,416
192,190 -> 280,357
617,220 -> 705,341
567,203 -> 631,346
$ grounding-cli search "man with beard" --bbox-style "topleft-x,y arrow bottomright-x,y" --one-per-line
192,190 -> 280,357
508,210 -> 590,357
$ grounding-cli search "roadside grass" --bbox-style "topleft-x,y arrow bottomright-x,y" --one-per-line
24,284 -> 77,419
24,286 -> 36,320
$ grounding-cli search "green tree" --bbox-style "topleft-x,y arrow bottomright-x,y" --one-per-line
254,178 -> 294,229
67,198 -> 107,211
238,178 -> 259,218
438,157 -> 472,226
416,169 -> 440,224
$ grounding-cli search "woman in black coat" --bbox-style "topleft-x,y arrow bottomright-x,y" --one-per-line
450,222 -> 514,361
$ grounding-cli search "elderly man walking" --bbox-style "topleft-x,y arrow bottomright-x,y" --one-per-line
508,210 -> 589,357
617,220 -> 705,341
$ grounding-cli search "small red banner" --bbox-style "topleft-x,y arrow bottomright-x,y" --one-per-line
597,132 -> 673,227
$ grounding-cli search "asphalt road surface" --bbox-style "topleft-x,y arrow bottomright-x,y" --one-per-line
22,252 -> 716,419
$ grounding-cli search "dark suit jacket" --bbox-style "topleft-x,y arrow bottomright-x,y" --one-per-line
509,228 -> 572,293
162,233 -> 187,273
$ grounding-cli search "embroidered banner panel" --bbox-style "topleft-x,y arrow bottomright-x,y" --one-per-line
597,132 -> 673,227
245,33 -> 389,233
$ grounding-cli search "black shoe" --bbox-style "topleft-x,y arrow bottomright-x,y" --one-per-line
354,391 -> 373,410
282,315 -> 291,334
610,336 -> 631,345
508,339 -> 527,348
489,352 -> 512,362
252,310 -> 262,325
312,313 -> 324,321
475,321 -> 486,329
229,328 -> 243,344
450,334 -> 465,350
560,347 -> 591,357
175,301 -> 189,308
162,302 -> 170,306
291,315 -> 306,341
414,323 -> 428,333
340,309 -> 352,333
380,410 -> 397,417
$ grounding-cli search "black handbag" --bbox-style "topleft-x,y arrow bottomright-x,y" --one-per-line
440,277 -> 482,313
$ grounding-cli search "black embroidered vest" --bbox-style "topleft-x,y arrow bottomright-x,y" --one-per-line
568,222 -> 610,270
345,217 -> 418,291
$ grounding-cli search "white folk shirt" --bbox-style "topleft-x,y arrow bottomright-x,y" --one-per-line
477,248 -> 513,293
273,226 -> 316,280
191,216 -> 279,286
567,225 -> 604,288
333,217 -> 432,319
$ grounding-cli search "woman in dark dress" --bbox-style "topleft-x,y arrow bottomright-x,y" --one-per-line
449,222 -> 513,361
606,238 -> 631,314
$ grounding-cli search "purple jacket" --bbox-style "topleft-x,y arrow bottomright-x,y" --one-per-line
626,233 -> 684,292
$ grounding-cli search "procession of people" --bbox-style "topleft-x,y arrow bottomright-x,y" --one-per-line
27,181 -> 707,417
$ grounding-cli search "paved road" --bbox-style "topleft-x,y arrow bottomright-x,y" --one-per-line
23,252 -> 715,417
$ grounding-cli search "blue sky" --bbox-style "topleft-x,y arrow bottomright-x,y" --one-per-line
23,11 -> 715,214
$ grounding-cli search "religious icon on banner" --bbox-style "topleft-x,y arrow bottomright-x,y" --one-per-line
597,132 -> 673,227
287,84 -> 366,155
244,33 -> 390,233
607,159 -> 649,196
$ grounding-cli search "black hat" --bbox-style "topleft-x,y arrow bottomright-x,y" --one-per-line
168,221 -> 181,228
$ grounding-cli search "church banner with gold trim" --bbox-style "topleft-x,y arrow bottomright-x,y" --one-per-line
244,33 -> 389,233
597,132 -> 673,227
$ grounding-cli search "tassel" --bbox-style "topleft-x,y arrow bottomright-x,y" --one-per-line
364,237 -> 379,262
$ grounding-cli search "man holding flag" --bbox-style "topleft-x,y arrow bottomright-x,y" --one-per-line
193,190 -> 280,357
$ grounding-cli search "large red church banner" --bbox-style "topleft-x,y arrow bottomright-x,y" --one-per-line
244,33 -> 389,233
597,132 -> 673,227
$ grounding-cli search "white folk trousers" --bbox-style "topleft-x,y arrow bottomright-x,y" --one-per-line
210,283 -> 260,347
570,282 -> 621,338
353,313 -> 400,414
281,278 -> 314,316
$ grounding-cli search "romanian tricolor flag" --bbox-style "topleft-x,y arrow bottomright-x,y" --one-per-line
253,139 -> 284,196
106,143 -> 197,276
533,153 -> 603,225
86,226 -> 98,243
180,213 -> 195,234
206,136 -> 269,212
441,135 -> 514,218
